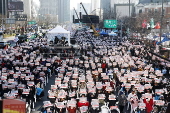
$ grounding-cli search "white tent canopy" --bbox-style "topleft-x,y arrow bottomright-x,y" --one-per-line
48,26 -> 70,34
108,31 -> 117,36
47,26 -> 71,46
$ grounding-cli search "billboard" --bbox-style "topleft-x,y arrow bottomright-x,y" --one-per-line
104,20 -> 117,28
16,14 -> 27,21
3,99 -> 26,113
82,15 -> 99,23
8,1 -> 24,12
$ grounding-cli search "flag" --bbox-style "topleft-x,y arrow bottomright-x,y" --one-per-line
155,22 -> 160,29
142,20 -> 147,28
150,18 -> 155,28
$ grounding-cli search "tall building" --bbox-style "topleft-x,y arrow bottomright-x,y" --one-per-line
58,0 -> 70,23
139,0 -> 170,3
101,0 -> 111,19
111,0 -> 139,18
0,0 -> 7,16
39,0 -> 70,24
135,2 -> 170,18
22,0 -> 32,20
77,3 -> 91,15
39,0 -> 57,16
91,0 -> 100,12
91,0 -> 111,20
39,0 -> 58,24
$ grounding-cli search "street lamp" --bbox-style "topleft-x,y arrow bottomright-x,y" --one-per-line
160,0 -> 164,43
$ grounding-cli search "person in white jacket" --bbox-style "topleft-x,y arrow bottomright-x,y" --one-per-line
127,90 -> 139,113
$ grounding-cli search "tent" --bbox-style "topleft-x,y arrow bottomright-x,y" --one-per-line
113,30 -> 118,33
153,36 -> 159,39
47,26 -> 71,46
156,37 -> 170,45
161,37 -> 170,43
100,31 -> 108,35
108,31 -> 117,36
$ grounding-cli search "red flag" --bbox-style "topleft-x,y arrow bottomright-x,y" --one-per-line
155,22 -> 160,29
142,20 -> 147,28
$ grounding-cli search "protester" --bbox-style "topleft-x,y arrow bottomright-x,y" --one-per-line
1,30 -> 169,113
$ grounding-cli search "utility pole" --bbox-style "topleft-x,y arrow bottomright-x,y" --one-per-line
160,0 -> 164,43
129,0 -> 130,17
1,0 -> 4,31
128,0 -> 131,38
121,20 -> 123,41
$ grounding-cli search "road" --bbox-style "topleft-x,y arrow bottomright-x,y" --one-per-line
32,74 -> 55,112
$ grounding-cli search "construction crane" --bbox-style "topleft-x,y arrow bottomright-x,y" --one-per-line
80,2 -> 100,37
73,7 -> 89,37
73,7 -> 82,27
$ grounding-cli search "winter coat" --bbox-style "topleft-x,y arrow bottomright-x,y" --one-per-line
36,87 -> 43,96
143,99 -> 153,113
77,101 -> 89,107
127,93 -> 139,110
117,94 -> 127,106
67,107 -> 76,113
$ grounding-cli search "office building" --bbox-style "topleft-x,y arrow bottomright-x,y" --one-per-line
58,0 -> 70,23
91,0 -> 111,20
0,0 -> 8,16
39,0 -> 58,23
139,0 -> 170,3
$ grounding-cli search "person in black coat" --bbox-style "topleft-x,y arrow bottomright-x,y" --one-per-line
89,106 -> 101,113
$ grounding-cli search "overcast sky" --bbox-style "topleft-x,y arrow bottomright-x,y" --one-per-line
70,0 -> 91,9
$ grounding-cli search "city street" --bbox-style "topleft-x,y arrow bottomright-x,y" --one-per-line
1,0 -> 170,113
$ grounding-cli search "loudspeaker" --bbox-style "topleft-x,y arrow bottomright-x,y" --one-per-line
70,38 -> 76,44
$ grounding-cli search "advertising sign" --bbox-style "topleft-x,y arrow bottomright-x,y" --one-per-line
16,14 -> 27,21
3,99 -> 26,113
5,18 -> 16,24
104,20 -> 117,28
8,1 -> 24,12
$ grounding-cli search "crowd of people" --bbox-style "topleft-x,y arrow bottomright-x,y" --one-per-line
0,36 -> 52,112
42,33 -> 170,113
1,31 -> 170,113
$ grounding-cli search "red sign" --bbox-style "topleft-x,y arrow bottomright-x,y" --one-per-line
3,99 -> 26,113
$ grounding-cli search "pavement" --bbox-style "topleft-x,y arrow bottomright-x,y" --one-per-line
32,74 -> 55,112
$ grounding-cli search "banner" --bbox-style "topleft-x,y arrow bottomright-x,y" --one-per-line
155,22 -> 161,29
8,2 -> 24,12
3,99 -> 26,113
